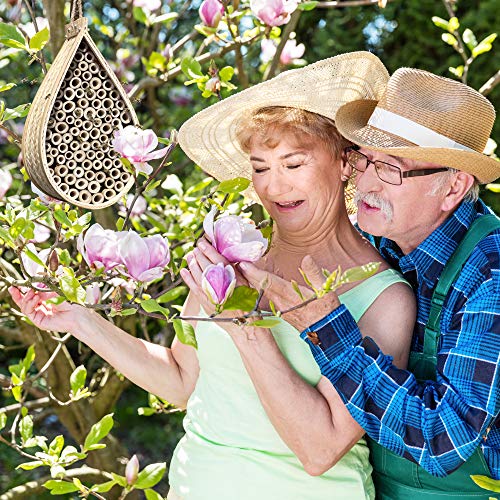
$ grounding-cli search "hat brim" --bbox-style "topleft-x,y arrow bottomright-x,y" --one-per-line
178,52 -> 390,201
336,100 -> 500,184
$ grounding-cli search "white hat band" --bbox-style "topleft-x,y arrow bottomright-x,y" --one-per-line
367,108 -> 475,152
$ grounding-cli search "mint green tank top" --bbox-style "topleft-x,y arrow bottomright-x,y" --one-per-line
169,269 -> 408,500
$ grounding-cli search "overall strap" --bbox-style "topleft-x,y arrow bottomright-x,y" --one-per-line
423,214 -> 500,364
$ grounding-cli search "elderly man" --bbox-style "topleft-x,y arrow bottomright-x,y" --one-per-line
238,68 -> 500,498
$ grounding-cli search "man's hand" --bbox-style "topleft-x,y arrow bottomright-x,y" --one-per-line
238,255 -> 341,332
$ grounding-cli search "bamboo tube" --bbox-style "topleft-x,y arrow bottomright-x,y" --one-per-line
53,100 -> 63,110
64,150 -> 74,160
101,123 -> 113,135
55,122 -> 69,134
104,177 -> 114,188
98,70 -> 107,80
103,188 -> 115,199
78,131 -> 89,143
45,130 -> 52,142
68,126 -> 80,136
109,90 -> 119,100
75,178 -> 88,190
85,169 -> 95,180
81,142 -> 91,152
66,174 -> 76,185
52,174 -> 62,185
95,171 -> 106,183
83,108 -> 95,120
89,63 -> 99,74
75,88 -> 85,99
67,159 -> 76,169
78,61 -> 88,71
51,133 -> 63,145
69,77 -> 81,89
74,151 -> 85,162
85,89 -> 96,100
84,52 -> 94,63
46,155 -> 55,167
78,190 -> 92,204
88,181 -> 100,194
109,107 -> 120,119
78,98 -> 90,109
102,80 -> 113,91
72,68 -> 82,78
74,109 -> 84,119
82,71 -> 92,81
68,188 -> 79,199
62,133 -> 73,144
115,100 -> 125,111
89,77 -> 102,90
110,168 -> 121,179
92,193 -> 104,204
64,88 -> 76,101
55,110 -> 66,121
60,183 -> 70,193
120,172 -> 131,182
93,160 -> 103,171
47,118 -> 55,128
59,143 -> 69,154
55,165 -> 68,176
93,118 -> 102,128
90,130 -> 100,141
101,98 -> 113,110
112,118 -> 121,128
85,149 -> 95,160
66,115 -> 75,125
95,151 -> 105,161
121,111 -> 131,123
63,101 -> 76,113
74,51 -> 84,62
73,166 -> 84,176
81,159 -> 92,170
56,154 -> 66,165
113,158 -> 123,168
102,158 -> 113,170
82,120 -> 92,131
68,140 -> 79,152
96,108 -> 107,119
114,181 -> 124,191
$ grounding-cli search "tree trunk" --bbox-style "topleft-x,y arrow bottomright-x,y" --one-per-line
41,0 -> 66,58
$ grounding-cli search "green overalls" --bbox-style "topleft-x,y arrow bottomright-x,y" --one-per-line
369,214 -> 500,499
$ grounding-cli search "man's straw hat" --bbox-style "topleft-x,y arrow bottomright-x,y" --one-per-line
178,51 -> 389,198
335,67 -> 498,184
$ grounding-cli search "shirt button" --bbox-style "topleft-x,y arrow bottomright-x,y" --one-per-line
307,331 -> 321,346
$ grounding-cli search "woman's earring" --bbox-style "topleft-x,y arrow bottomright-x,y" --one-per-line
341,175 -> 349,182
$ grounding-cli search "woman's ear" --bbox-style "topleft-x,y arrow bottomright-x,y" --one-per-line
340,157 -> 352,182
441,171 -> 475,211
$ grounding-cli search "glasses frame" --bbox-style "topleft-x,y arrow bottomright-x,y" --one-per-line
343,145 -> 449,186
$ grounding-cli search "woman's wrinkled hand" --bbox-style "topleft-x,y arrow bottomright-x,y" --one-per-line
8,287 -> 86,333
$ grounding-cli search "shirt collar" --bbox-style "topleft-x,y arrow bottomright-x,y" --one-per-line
379,200 -> 491,285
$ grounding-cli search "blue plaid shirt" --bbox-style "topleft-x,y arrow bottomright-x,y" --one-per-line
301,199 -> 500,478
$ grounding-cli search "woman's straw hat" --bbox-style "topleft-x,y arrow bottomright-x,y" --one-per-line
335,67 -> 498,184
178,51 -> 390,195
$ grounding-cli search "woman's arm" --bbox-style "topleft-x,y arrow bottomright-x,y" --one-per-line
9,287 -> 199,408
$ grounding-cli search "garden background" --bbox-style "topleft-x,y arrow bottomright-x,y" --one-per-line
0,0 -> 498,498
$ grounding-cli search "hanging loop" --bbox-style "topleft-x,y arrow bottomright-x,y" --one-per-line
71,0 -> 83,21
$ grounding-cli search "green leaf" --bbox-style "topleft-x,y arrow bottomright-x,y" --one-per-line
0,83 -> 15,93
157,286 -> 188,303
53,209 -> 72,227
83,413 -> 114,452
145,489 -> 165,500
297,1 -> 318,10
479,33 -> 498,45
447,16 -> 459,32
181,56 -> 203,79
462,28 -> 477,49
43,480 -> 80,495
251,318 -> 281,328
29,27 -> 50,52
58,274 -> 86,304
0,22 -> 25,45
135,462 -> 167,489
3,103 -> 30,121
471,475 -> 500,493
431,16 -> 449,31
23,248 -> 46,268
50,464 -> 66,479
10,217 -> 34,240
486,183 -> 500,193
172,319 -> 197,348
338,262 -> 380,286
22,345 -> 36,373
92,480 -> 118,493
70,365 -> 87,394
223,285 -> 259,311
152,12 -> 178,25
133,6 -> 148,24
448,65 -> 464,78
141,299 -> 170,319
441,33 -> 457,46
291,280 -> 305,301
472,35 -> 497,57
0,412 -> 6,431
218,66 -> 234,82
217,177 -> 250,194
49,435 -> 64,456
138,407 -> 157,416
20,415 -> 33,443
17,460 -> 44,470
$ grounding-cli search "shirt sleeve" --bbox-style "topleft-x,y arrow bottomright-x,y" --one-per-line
301,287 -> 500,478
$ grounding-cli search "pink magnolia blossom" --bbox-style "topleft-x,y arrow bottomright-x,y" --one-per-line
118,232 -> 170,283
260,38 -> 305,65
250,0 -> 298,26
31,183 -> 61,205
112,126 -> 167,176
199,0 -> 224,27
0,169 -> 12,199
110,277 -> 137,295
203,207 -> 268,263
132,0 -> 161,11
77,224 -> 125,271
31,222 -> 51,243
202,262 -> 236,306
125,455 -> 140,485
21,243 -> 50,280
120,194 -> 148,217
85,284 -> 102,305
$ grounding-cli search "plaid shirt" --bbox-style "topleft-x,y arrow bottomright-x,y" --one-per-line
301,200 -> 500,478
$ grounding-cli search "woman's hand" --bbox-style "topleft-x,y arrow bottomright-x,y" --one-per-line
9,287 -> 88,333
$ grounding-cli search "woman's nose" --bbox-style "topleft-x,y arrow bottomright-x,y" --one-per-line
265,168 -> 293,197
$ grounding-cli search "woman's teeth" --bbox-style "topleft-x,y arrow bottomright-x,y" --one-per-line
276,201 -> 302,207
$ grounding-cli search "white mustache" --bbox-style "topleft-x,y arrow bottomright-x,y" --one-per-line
354,192 -> 394,221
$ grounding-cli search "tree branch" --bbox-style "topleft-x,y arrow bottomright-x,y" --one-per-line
479,69 -> 500,96
316,0 -> 392,7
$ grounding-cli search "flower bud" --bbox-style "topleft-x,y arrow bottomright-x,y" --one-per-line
125,454 -> 140,485
205,76 -> 221,94
201,262 -> 236,306
199,0 -> 224,27
48,250 -> 59,273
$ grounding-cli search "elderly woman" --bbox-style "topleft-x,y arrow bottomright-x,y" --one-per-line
10,53 -> 415,500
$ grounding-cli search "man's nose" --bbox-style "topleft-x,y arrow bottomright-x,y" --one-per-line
355,162 -> 383,193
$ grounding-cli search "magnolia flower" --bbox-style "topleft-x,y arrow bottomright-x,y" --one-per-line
31,183 -> 61,205
21,243 -> 50,289
125,455 -> 140,485
132,0 -> 161,11
203,207 -> 268,263
118,232 -> 170,283
250,0 -> 298,26
260,38 -> 305,65
85,283 -> 102,305
77,224 -> 125,271
0,169 -> 12,199
31,222 -> 51,243
199,0 -> 224,27
202,263 -> 236,306
112,126 -> 168,176
120,194 -> 147,217
205,76 -> 221,94
110,277 -> 137,295
20,17 -> 49,38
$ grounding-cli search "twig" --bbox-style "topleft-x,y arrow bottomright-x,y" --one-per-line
21,0 -> 48,74
0,124 -> 22,145
316,0 -> 392,6
479,69 -> 500,96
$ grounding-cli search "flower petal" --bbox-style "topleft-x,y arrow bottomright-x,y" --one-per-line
119,231 -> 150,281
221,241 -> 267,263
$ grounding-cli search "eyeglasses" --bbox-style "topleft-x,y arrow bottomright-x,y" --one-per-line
343,146 -> 449,186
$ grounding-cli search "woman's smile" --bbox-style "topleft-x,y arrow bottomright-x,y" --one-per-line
274,200 -> 305,212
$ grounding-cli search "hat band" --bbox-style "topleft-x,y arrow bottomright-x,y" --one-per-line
367,108 -> 475,152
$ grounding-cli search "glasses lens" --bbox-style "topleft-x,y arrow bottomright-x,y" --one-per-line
346,150 -> 367,172
374,161 -> 402,185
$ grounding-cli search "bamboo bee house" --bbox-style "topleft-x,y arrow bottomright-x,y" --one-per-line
22,0 -> 139,209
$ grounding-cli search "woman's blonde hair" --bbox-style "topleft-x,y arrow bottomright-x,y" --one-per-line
235,106 -> 350,160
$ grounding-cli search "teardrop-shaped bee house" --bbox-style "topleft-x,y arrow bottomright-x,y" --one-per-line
22,7 -> 138,209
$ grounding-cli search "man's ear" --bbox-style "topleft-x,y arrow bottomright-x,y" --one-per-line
441,171 -> 475,211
